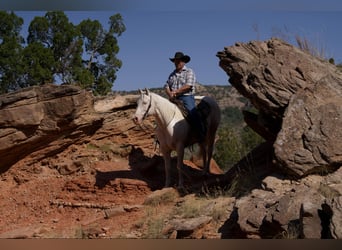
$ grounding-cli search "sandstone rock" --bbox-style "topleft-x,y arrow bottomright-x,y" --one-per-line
261,174 -> 295,195
300,200 -> 323,238
0,225 -> 46,239
235,188 -> 279,236
232,169 -> 342,239
217,38 -> 342,177
329,196 -> 342,239
0,84 -> 102,171
217,38 -> 338,119
274,74 -> 342,176
144,187 -> 179,206
94,94 -> 137,113
162,216 -> 212,239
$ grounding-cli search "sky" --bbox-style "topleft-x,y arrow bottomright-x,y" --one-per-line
7,1 -> 342,91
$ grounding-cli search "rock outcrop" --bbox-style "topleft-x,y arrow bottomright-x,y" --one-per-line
0,84 -> 102,172
233,169 -> 342,238
217,38 -> 342,238
217,38 -> 342,177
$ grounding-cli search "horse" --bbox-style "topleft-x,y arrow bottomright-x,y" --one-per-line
133,89 -> 221,188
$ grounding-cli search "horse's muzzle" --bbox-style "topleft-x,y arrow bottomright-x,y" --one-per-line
132,116 -> 140,124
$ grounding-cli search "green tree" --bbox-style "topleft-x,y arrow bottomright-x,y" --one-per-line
78,13 -> 125,95
214,124 -> 264,172
24,11 -> 125,95
22,42 -> 55,86
220,106 -> 244,126
0,11 -> 25,93
0,11 -> 125,95
214,125 -> 244,171
240,125 -> 264,153
27,11 -> 82,84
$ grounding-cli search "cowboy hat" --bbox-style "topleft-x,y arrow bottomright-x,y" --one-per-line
169,52 -> 191,63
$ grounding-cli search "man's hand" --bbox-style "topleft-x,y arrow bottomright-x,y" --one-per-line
171,90 -> 178,98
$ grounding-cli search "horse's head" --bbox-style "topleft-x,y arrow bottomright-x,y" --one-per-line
133,88 -> 152,124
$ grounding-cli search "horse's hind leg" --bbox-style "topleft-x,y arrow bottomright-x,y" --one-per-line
203,134 -> 215,175
199,143 -> 208,175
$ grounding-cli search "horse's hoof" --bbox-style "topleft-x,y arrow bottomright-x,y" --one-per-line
176,185 -> 189,195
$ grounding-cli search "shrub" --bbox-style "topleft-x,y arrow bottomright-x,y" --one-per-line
214,124 -> 264,172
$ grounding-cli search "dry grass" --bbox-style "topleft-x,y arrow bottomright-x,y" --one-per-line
295,35 -> 327,59
143,189 -> 179,207
138,192 -> 231,238
144,208 -> 167,238
175,197 -> 206,219
136,206 -> 168,239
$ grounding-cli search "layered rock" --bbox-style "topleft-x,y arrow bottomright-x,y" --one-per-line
0,84 -> 102,171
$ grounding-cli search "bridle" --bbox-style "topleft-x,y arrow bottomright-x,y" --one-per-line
142,92 -> 152,120
140,91 -> 177,128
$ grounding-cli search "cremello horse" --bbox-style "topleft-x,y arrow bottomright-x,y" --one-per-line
133,89 -> 221,188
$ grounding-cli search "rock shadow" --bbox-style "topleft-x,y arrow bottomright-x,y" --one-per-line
94,146 -> 217,192
95,147 -> 165,191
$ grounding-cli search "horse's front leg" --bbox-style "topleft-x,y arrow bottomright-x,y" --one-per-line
176,144 -> 185,188
162,149 -> 172,188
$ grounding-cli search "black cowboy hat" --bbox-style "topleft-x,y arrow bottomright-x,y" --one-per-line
169,51 -> 191,63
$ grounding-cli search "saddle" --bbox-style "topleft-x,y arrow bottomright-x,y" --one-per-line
171,98 -> 210,134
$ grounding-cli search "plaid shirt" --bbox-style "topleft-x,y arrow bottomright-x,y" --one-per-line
165,65 -> 196,95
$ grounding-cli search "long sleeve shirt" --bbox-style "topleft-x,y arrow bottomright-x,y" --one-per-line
165,65 -> 196,96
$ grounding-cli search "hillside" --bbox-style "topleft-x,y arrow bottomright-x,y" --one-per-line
113,83 -> 247,111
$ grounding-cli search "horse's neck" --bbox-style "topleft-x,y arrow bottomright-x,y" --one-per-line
151,93 -> 177,128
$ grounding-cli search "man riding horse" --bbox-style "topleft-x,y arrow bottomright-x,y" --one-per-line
164,51 -> 206,142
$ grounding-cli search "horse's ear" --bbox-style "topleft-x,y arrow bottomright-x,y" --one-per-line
139,89 -> 143,95
145,88 -> 150,96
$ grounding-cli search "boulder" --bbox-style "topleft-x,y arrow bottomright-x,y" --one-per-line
217,38 -> 342,177
329,196 -> 342,239
162,216 -> 212,239
230,163 -> 342,238
274,74 -> 342,176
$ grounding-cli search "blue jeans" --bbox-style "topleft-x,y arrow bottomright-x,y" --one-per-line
177,95 -> 196,111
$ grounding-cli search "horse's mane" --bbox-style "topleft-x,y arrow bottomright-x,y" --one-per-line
150,92 -> 176,109
151,92 -> 203,119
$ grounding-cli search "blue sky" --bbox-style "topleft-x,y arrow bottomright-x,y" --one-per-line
9,2 -> 342,91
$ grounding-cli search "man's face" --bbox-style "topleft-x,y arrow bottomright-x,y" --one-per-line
174,59 -> 185,71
